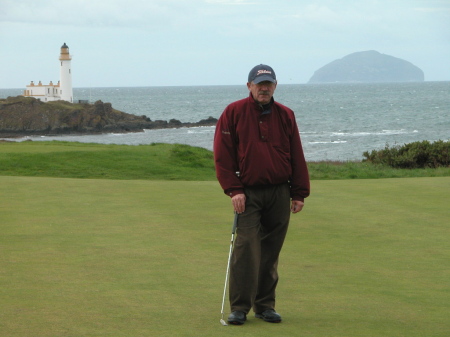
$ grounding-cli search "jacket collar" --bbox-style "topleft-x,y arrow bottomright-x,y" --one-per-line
249,93 -> 274,114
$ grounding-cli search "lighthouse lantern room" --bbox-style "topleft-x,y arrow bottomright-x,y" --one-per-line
23,43 -> 73,103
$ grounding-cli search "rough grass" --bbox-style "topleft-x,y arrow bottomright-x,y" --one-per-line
307,160 -> 450,179
0,141 -> 216,180
1,176 -> 449,336
1,141 -> 449,180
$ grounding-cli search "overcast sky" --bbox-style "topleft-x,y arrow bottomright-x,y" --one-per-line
1,0 -> 449,89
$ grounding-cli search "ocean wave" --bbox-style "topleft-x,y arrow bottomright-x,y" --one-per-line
309,141 -> 348,144
330,129 -> 410,137
187,127 -> 215,134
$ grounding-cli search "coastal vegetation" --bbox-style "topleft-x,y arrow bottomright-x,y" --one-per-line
0,141 -> 449,180
363,140 -> 449,168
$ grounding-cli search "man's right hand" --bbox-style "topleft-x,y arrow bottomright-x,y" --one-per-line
231,193 -> 246,214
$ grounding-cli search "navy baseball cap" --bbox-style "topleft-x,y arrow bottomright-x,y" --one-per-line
248,64 -> 277,84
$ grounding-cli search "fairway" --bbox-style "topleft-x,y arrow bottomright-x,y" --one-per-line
1,176 -> 449,336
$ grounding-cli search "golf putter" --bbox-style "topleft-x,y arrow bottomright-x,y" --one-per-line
220,212 -> 238,326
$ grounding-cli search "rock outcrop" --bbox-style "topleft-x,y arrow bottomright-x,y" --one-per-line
0,96 -> 217,137
308,50 -> 424,83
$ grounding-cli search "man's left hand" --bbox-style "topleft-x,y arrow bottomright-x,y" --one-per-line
291,200 -> 304,213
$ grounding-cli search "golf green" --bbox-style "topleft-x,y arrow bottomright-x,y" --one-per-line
1,176 -> 449,336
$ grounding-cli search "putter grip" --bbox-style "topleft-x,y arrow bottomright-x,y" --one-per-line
232,212 -> 238,234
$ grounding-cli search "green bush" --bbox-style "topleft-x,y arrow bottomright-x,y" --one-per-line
363,140 -> 449,168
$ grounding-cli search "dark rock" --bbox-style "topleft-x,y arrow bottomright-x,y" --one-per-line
308,50 -> 424,83
0,96 -> 218,137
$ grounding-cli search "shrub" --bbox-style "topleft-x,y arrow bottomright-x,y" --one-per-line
362,140 -> 449,168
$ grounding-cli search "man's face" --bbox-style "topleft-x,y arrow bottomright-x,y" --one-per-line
247,80 -> 277,105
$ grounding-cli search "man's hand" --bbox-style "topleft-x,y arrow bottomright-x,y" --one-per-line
291,200 -> 304,213
231,193 -> 246,214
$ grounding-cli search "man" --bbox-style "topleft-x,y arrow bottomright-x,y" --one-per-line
214,64 -> 310,325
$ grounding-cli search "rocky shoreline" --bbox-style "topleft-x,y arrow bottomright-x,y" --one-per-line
0,96 -> 217,138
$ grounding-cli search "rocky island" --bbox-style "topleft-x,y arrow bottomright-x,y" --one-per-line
308,50 -> 424,83
0,96 -> 217,138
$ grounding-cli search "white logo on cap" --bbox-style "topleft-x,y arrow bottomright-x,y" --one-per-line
256,70 -> 272,76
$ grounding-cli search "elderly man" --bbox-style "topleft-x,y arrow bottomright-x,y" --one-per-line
214,64 -> 310,325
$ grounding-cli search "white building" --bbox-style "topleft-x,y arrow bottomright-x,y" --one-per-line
23,43 -> 73,103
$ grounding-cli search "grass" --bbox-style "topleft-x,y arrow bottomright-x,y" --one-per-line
1,141 -> 449,336
1,176 -> 449,336
0,141 -> 216,180
307,160 -> 450,179
1,141 -> 449,180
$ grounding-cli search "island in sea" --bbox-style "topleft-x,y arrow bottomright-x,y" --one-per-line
308,50 -> 424,83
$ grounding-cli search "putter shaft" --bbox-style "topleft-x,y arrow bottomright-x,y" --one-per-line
220,212 -> 238,326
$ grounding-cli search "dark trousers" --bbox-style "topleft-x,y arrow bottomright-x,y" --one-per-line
229,183 -> 291,314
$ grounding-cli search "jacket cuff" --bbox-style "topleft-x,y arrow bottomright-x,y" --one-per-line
226,189 -> 245,198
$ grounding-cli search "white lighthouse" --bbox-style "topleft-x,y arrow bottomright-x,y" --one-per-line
59,43 -> 73,103
23,43 -> 73,103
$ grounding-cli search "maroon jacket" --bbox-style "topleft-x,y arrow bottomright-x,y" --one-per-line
214,93 -> 310,201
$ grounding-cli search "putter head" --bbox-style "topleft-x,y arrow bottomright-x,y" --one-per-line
220,318 -> 228,326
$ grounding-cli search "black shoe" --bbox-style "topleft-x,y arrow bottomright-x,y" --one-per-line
228,311 -> 247,325
255,309 -> 282,323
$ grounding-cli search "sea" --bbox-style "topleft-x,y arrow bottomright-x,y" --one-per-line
1,82 -> 449,162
